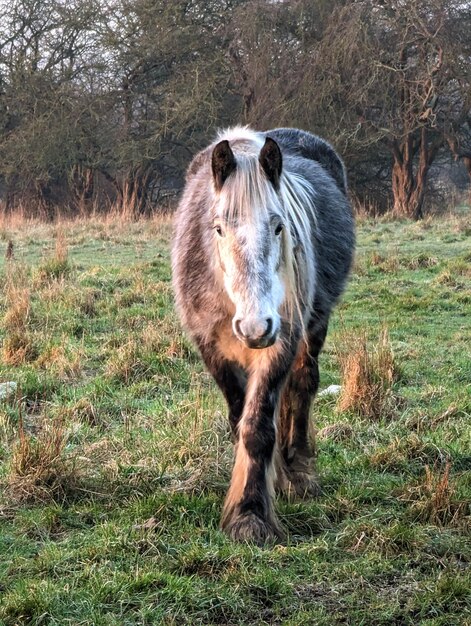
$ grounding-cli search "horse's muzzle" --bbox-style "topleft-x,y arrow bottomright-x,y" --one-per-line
233,317 -> 278,349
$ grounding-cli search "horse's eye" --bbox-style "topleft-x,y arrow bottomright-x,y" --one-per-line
214,225 -> 224,237
275,223 -> 283,236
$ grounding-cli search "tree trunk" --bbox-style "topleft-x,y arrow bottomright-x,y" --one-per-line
392,159 -> 427,219
391,128 -> 440,219
35,181 -> 54,220
392,135 -> 418,218
71,165 -> 95,214
392,158 -> 414,217
463,156 -> 471,206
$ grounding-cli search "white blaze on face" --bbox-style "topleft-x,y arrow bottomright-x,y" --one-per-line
209,132 -> 294,347
215,210 -> 285,346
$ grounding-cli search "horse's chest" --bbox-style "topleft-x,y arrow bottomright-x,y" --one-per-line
215,325 -> 280,372
217,330 -> 252,369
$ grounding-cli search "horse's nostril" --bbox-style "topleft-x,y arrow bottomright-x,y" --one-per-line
264,318 -> 273,337
234,319 -> 245,338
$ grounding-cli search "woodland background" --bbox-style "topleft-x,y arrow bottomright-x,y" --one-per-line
0,0 -> 470,219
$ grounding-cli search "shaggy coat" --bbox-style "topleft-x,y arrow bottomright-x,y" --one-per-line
172,127 -> 355,543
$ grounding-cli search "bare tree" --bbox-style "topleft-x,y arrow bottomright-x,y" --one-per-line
0,0 -> 103,214
297,0 -> 471,217
0,0 -> 244,215
95,0 -> 243,215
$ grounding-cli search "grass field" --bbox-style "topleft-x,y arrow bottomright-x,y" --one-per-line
0,211 -> 470,625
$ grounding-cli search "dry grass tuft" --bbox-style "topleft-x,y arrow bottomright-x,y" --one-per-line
369,434 -> 446,471
404,254 -> 438,270
105,338 -> 149,383
337,329 -> 399,420
450,211 -> 471,235
7,414 -> 79,503
337,521 -> 423,555
36,229 -> 70,282
35,343 -> 82,379
3,290 -> 30,333
55,229 -> 68,264
2,266 -> 38,365
3,264 -> 28,324
78,288 -> 100,317
433,270 -> 459,288
67,398 -> 99,426
0,409 -> 14,442
104,322 -> 188,383
399,462 -> 469,527
366,252 -> 440,273
406,404 -> 461,432
369,251 -> 400,273
446,258 -> 471,278
2,333 -> 38,366
317,422 -> 354,442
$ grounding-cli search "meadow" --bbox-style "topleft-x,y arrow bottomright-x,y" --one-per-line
0,210 -> 470,625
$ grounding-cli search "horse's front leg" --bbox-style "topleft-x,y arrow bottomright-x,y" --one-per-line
195,339 -> 246,438
221,350 -> 293,544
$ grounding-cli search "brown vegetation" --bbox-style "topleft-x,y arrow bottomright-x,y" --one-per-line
370,435 -> 446,471
399,462 -> 469,527
2,267 -> 37,365
337,329 -> 399,420
317,422 -> 354,442
7,414 -> 77,503
35,343 -> 82,379
35,230 -> 70,282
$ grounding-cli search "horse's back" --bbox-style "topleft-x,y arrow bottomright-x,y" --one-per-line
264,128 -> 347,195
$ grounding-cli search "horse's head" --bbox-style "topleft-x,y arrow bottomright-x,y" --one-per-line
210,136 -> 290,349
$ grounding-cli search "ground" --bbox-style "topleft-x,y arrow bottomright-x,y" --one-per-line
0,210 -> 469,625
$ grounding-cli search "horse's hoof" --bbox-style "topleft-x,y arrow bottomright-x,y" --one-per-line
277,471 -> 321,501
222,512 -> 284,545
291,471 -> 321,498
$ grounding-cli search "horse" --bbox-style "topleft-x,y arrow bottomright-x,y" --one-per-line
172,126 -> 355,544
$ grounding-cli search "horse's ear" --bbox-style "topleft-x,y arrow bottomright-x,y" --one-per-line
259,137 -> 282,189
212,140 -> 237,191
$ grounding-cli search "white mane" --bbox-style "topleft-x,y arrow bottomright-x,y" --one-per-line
217,125 -> 265,148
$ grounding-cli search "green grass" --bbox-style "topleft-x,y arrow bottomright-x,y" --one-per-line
0,212 -> 470,625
